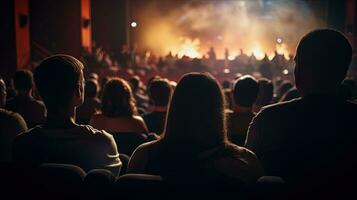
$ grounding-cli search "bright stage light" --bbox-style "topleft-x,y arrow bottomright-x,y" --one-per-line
283,69 -> 289,75
131,22 -> 137,28
277,37 -> 283,44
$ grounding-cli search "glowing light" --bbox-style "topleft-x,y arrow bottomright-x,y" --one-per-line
251,47 -> 265,60
223,68 -> 230,74
176,38 -> 201,58
277,37 -> 283,44
228,55 -> 235,61
131,22 -> 137,28
283,69 -> 289,75
276,44 -> 291,60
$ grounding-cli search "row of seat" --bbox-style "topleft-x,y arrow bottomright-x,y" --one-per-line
0,162 -> 285,199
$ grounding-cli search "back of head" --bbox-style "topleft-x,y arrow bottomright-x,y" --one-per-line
255,78 -> 273,106
13,70 -> 33,92
34,54 -> 84,112
129,76 -> 140,92
295,29 -> 352,94
233,75 -> 259,107
148,79 -> 172,107
164,72 -> 227,151
101,78 -> 137,117
85,79 -> 99,99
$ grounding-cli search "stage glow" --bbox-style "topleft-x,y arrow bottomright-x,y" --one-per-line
175,38 -> 201,58
251,47 -> 265,60
136,1 -> 324,59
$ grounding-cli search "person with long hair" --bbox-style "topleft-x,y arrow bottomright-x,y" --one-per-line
128,72 -> 263,183
90,78 -> 148,133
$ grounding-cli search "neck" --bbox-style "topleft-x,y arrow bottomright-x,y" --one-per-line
45,107 -> 77,129
153,105 -> 168,112
233,105 -> 252,113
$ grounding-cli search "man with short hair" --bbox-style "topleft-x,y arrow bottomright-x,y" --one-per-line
245,29 -> 357,196
13,55 -> 121,176
6,70 -> 46,128
227,75 -> 259,146
143,79 -> 172,135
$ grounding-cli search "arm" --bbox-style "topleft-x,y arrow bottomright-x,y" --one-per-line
102,133 -> 122,177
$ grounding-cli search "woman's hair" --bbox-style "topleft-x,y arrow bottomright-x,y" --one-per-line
163,72 -> 228,152
101,78 -> 137,117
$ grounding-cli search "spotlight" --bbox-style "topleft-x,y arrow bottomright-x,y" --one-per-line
223,68 -> 230,74
277,37 -> 283,44
283,69 -> 289,75
131,21 -> 137,28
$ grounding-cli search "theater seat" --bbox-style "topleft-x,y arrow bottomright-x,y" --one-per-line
113,174 -> 164,198
35,163 -> 86,198
111,132 -> 148,156
84,169 -> 116,198
119,153 -> 130,175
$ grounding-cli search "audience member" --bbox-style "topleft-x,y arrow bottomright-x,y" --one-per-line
227,75 -> 259,146
143,78 -> 172,135
0,78 -> 27,162
253,78 -> 274,113
129,76 -> 149,113
76,79 -> 101,124
13,55 -> 121,176
273,81 -> 293,103
279,87 -> 300,102
245,29 -> 357,195
128,72 -> 263,184
6,70 -> 46,128
90,78 -> 148,134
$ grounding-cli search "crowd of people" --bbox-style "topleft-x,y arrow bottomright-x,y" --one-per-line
1,29 -> 357,198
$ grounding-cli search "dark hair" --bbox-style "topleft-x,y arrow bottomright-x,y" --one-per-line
148,79 -> 172,107
281,88 -> 300,102
129,76 -> 140,92
85,79 -> 99,98
163,72 -> 227,151
296,29 -> 352,86
255,78 -> 273,106
101,78 -> 137,117
278,81 -> 293,97
13,70 -> 33,91
233,75 -> 259,107
34,54 -> 83,111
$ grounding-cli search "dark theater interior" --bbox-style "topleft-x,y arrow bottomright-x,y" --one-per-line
1,0 -> 357,199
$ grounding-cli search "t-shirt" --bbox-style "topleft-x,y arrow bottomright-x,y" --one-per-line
245,95 -> 357,185
13,125 -> 121,176
0,109 -> 27,162
143,111 -> 166,135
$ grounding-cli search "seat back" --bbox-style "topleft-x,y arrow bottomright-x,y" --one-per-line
113,174 -> 164,198
119,153 -> 130,175
111,132 -> 148,156
35,163 -> 86,198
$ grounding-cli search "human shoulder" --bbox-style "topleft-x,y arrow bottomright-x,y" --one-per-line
260,98 -> 302,114
224,143 -> 258,160
128,140 -> 158,173
133,115 -> 146,123
0,109 -> 28,130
